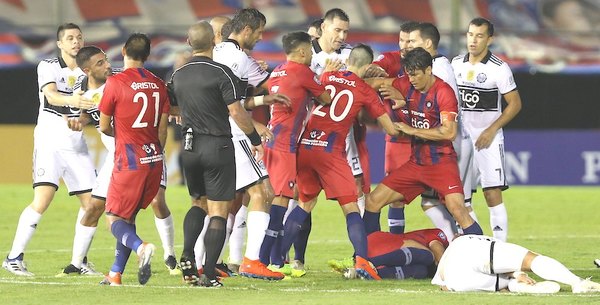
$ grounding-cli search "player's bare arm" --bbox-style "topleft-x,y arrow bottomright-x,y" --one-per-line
378,83 -> 406,108
397,114 -> 457,141
475,90 -> 522,150
158,113 -> 169,149
376,113 -> 401,137
315,90 -> 332,105
324,58 -> 344,72
66,111 -> 92,131
363,64 -> 389,78
245,94 -> 292,109
364,77 -> 394,90
252,120 -> 273,141
98,112 -> 113,137
42,83 -> 94,109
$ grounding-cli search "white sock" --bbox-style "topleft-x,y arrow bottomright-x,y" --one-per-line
154,214 -> 175,260
424,204 -> 457,241
194,215 -> 209,267
216,213 -> 235,264
284,199 -> 298,223
229,205 -> 247,265
244,211 -> 270,260
8,206 -> 42,259
530,255 -> 581,286
489,203 -> 508,241
71,221 -> 97,268
357,195 -> 365,217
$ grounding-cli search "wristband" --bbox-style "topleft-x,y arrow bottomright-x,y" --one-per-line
253,95 -> 265,106
247,129 -> 262,146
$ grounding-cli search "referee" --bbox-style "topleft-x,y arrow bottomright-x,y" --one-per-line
167,21 -> 263,287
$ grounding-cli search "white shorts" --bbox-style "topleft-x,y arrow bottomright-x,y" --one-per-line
32,146 -> 96,195
345,126 -> 362,176
432,235 -> 528,292
92,152 -> 167,199
234,137 -> 268,191
472,133 -> 508,190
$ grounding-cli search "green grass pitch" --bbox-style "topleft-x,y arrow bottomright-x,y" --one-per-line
0,184 -> 599,305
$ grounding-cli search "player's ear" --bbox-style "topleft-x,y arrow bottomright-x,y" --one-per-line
121,46 -> 126,57
487,35 -> 494,47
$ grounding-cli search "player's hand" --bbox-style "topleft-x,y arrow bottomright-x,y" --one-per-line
474,127 -> 496,151
513,271 -> 536,285
70,90 -> 94,110
169,114 -> 182,125
253,122 -> 273,142
396,122 -> 416,136
251,143 -> 265,162
265,94 -> 292,107
66,117 -> 84,131
379,83 -> 405,102
324,58 -> 344,72
364,64 -> 389,78
256,59 -> 269,71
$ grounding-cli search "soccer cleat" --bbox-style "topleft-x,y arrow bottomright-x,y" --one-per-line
180,256 -> 200,285
572,278 -> 600,293
2,253 -> 34,277
81,257 -> 103,276
56,264 -> 81,277
164,255 -> 182,276
227,263 -> 240,274
328,257 -> 355,274
509,280 -> 561,294
354,256 -> 381,280
594,259 -> 600,268
268,263 -> 306,278
215,262 -> 237,277
137,243 -> 155,285
99,272 -> 122,286
343,268 -> 358,279
239,257 -> 285,280
199,274 -> 223,287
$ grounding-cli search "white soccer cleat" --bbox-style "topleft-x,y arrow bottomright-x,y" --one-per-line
137,243 -> 155,285
594,259 -> 600,268
2,254 -> 34,277
572,278 -> 600,293
80,261 -> 103,276
509,280 -> 561,294
343,268 -> 358,279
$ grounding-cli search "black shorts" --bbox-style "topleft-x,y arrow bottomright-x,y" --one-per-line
182,135 -> 235,201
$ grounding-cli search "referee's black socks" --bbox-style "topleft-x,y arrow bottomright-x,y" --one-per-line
204,216 -> 227,280
182,206 -> 207,259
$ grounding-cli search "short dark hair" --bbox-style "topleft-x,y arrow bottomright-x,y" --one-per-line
402,47 -> 432,74
348,43 -> 374,67
469,17 -> 494,36
57,23 -> 81,40
221,21 -> 233,39
400,21 -> 419,34
124,33 -> 151,62
282,31 -> 312,55
76,46 -> 103,69
323,8 -> 349,22
309,18 -> 323,36
230,8 -> 266,34
415,22 -> 440,49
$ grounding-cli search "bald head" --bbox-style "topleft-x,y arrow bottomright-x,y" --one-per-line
188,21 -> 214,52
210,16 -> 231,44
348,44 -> 374,69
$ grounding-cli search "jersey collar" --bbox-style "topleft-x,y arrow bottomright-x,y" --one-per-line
58,55 -> 67,68
224,38 -> 242,50
312,38 -> 342,54
463,50 -> 492,64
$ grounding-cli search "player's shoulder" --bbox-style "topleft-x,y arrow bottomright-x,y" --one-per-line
214,40 -> 246,58
487,52 -> 506,67
451,54 -> 466,64
39,57 -> 59,66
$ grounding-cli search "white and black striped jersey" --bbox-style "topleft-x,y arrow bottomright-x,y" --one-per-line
310,39 -> 351,76
213,39 -> 270,140
35,56 -> 86,150
452,51 -> 517,138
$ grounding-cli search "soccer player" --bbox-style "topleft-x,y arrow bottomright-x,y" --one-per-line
367,21 -> 419,234
307,18 -> 323,39
259,31 -> 332,275
281,44 -> 402,281
452,18 -> 523,241
332,229 -> 448,280
212,8 -> 290,281
63,46 -> 180,278
363,48 -> 483,237
97,33 -> 170,286
2,23 -> 98,277
432,235 -> 600,293
209,16 -> 231,45
169,21 -> 281,287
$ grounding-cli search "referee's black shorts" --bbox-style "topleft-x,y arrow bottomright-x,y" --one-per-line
182,134 -> 236,201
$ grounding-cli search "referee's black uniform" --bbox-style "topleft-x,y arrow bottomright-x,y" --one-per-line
168,55 -> 244,201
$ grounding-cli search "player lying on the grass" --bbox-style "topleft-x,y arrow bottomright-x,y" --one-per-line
330,229 -> 448,280
432,235 -> 600,293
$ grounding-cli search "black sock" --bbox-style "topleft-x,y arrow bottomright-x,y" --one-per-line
203,216 -> 227,280
182,206 -> 206,259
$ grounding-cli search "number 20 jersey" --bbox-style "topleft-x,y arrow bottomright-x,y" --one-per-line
299,71 -> 386,154
451,51 -> 517,139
